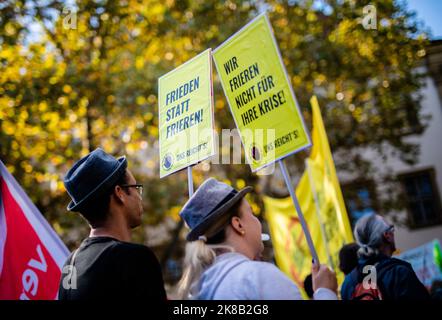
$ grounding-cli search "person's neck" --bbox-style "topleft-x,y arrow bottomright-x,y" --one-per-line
224,238 -> 255,260
89,216 -> 131,242
379,245 -> 394,257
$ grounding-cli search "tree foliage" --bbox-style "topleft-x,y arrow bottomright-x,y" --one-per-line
0,0 -> 429,256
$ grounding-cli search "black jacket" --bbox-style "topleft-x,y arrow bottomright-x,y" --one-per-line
341,254 -> 430,300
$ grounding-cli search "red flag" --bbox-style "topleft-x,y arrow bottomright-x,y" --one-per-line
0,160 -> 69,300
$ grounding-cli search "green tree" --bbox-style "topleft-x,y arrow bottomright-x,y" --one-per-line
0,0 -> 429,279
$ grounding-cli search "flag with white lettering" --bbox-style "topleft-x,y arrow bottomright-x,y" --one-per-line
0,160 -> 69,299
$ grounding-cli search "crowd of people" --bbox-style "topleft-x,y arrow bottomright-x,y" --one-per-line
58,148 -> 439,300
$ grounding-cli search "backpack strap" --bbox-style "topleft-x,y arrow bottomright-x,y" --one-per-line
64,242 -> 86,299
64,238 -> 117,298
67,238 -> 94,268
69,247 -> 80,268
69,237 -> 119,267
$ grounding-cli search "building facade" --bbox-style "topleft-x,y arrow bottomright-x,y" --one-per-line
340,40 -> 442,252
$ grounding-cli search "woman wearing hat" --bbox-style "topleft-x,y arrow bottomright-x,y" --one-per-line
177,178 -> 338,300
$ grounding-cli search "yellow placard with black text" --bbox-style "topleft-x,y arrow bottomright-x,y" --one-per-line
212,14 -> 311,171
158,49 -> 215,178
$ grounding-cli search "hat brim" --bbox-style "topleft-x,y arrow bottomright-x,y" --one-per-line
186,186 -> 252,241
67,156 -> 127,212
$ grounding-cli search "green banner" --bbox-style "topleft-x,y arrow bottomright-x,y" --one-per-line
212,14 -> 311,171
158,49 -> 215,178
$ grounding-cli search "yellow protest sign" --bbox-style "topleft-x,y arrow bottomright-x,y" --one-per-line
212,13 -> 311,171
158,49 -> 215,178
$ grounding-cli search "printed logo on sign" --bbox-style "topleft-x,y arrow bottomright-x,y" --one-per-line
162,153 -> 174,171
250,144 -> 261,162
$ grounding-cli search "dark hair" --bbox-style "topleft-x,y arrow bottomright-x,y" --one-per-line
303,274 -> 314,299
205,198 -> 244,245
339,243 -> 360,275
79,171 -> 129,228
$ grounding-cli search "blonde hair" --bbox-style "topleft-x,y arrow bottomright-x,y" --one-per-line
176,240 -> 233,299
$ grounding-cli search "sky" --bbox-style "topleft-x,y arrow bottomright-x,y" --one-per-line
23,0 -> 442,44
407,0 -> 442,39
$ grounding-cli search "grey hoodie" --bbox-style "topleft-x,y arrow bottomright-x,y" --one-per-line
196,252 -> 337,300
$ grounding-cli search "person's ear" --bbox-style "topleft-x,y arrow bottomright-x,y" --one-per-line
230,216 -> 244,235
113,185 -> 126,204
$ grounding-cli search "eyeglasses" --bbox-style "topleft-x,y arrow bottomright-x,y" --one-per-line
120,184 -> 143,196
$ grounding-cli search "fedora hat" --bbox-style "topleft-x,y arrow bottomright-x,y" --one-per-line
64,148 -> 127,212
180,178 -> 252,241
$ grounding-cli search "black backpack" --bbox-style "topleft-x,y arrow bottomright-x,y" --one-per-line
349,262 -> 383,300
349,258 -> 404,300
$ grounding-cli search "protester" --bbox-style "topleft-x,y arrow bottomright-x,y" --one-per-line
338,243 -> 360,275
58,148 -> 167,300
303,274 -> 314,299
341,214 -> 430,300
176,178 -> 338,300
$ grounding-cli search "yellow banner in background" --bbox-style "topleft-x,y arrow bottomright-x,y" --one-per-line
309,95 -> 353,244
264,194 -> 318,296
265,96 -> 354,296
212,13 -> 310,172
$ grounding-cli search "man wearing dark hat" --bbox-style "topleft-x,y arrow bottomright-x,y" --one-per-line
58,148 -> 166,300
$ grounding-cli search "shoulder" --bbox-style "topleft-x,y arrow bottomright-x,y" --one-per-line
232,259 -> 280,277
110,241 -> 154,254
378,258 -> 430,299
209,255 -> 301,299
215,254 -> 291,283
378,258 -> 414,276
237,261 -> 301,295
107,242 -> 166,299
109,242 -> 161,265
379,258 -> 424,286
341,271 -> 357,300
246,260 -> 283,274
213,255 -> 284,283
384,257 -> 412,267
